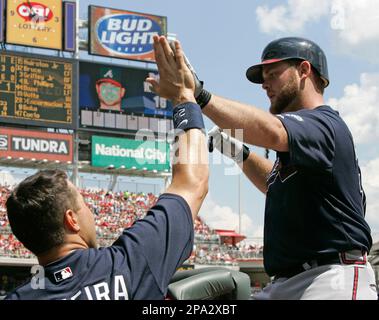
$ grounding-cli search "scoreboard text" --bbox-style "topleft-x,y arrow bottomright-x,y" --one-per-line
0,51 -> 77,129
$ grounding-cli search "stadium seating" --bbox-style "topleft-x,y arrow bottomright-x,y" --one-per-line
1,185 -> 263,263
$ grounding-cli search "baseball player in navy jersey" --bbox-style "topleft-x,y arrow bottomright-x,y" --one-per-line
192,37 -> 377,299
5,36 -> 209,300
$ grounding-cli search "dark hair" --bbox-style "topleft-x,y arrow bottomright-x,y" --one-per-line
6,170 -> 79,255
286,59 -> 325,94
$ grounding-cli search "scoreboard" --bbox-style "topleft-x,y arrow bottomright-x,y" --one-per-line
0,51 -> 77,129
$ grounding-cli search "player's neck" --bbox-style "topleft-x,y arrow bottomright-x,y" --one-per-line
299,87 -> 325,110
37,243 -> 88,266
285,92 -> 324,112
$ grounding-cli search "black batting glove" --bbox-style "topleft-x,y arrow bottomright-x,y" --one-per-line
169,40 -> 212,109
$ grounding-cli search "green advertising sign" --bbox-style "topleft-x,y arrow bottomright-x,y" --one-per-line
92,136 -> 170,171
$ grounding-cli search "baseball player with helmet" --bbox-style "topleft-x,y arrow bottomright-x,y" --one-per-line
181,36 -> 377,299
4,37 -> 208,300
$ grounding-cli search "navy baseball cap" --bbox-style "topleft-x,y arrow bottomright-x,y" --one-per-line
246,37 -> 329,87
96,67 -> 123,88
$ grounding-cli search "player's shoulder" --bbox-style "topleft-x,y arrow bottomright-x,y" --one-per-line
298,105 -> 338,118
312,105 -> 340,118
4,281 -> 32,300
111,193 -> 192,250
285,105 -> 343,126
154,193 -> 191,211
312,105 -> 350,130
149,192 -> 193,224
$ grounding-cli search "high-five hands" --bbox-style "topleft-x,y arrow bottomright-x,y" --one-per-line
168,40 -> 212,109
146,36 -> 196,107
168,40 -> 203,99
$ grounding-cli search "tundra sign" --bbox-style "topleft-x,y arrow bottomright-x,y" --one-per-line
0,127 -> 73,162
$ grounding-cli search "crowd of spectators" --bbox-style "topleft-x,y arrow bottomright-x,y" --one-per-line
1,184 -> 263,264
0,186 -> 26,259
194,217 -> 220,244
0,186 -> 159,255
187,216 -> 263,265
80,189 -> 158,247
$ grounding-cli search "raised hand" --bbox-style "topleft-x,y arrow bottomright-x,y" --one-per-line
146,36 -> 196,107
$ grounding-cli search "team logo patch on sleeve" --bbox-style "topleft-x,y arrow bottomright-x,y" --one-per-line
54,267 -> 73,282
283,113 -> 304,122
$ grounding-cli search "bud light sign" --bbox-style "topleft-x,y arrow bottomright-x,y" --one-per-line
97,15 -> 160,54
90,6 -> 167,62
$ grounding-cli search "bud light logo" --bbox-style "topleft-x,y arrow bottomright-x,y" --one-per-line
96,14 -> 161,56
17,2 -> 54,23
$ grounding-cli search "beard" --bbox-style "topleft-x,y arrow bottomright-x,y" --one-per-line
269,73 -> 299,114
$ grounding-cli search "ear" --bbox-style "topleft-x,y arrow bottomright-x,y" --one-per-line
299,61 -> 312,81
96,83 -> 101,95
64,209 -> 80,232
121,87 -> 126,98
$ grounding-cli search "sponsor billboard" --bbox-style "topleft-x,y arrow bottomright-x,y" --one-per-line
0,127 -> 73,162
0,51 -> 78,129
6,0 -> 63,50
92,135 -> 170,172
89,5 -> 167,62
80,61 -> 173,133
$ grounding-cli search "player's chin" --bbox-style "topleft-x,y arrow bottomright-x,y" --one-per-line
103,101 -> 119,106
270,100 -> 288,115
269,104 -> 278,115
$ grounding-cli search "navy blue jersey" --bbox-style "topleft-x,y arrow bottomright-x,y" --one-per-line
264,105 -> 372,277
5,193 -> 193,300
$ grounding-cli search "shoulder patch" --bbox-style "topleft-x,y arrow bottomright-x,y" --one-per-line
283,113 -> 304,122
54,267 -> 73,282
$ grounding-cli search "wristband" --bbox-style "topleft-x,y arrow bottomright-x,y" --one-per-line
196,88 -> 212,109
242,144 -> 250,162
173,102 -> 205,132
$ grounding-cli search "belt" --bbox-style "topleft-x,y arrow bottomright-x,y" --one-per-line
273,251 -> 367,280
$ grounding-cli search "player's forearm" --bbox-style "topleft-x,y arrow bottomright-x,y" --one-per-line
203,95 -> 288,151
170,129 -> 209,189
242,151 -> 273,194
166,128 -> 209,220
148,37 -> 209,220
